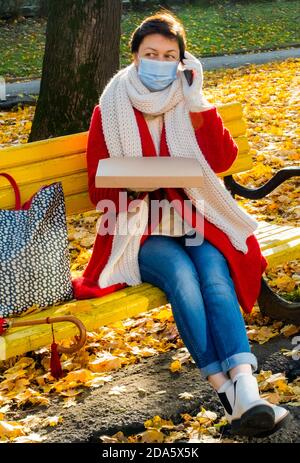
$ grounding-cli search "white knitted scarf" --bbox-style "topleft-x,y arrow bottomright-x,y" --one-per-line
97,62 -> 258,288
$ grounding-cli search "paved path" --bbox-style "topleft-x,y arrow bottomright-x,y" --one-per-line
202,46 -> 300,70
1,46 -> 300,108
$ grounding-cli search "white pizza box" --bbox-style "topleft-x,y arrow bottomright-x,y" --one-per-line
95,157 -> 204,188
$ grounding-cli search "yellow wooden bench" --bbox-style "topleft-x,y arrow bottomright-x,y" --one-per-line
0,101 -> 299,361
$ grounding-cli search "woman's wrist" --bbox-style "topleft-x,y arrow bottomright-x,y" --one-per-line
186,93 -> 215,113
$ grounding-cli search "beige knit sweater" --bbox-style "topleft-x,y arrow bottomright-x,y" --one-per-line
143,112 -> 195,237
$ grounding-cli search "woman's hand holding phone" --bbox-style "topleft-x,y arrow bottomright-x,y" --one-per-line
181,51 -> 214,112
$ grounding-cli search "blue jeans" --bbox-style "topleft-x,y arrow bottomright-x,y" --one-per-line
137,231 -> 258,379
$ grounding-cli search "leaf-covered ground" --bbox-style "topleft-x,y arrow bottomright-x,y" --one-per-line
0,58 -> 299,442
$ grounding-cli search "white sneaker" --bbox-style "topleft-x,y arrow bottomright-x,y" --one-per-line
217,374 -> 290,437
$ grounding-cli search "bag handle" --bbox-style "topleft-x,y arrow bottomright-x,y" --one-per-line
0,172 -> 54,211
0,173 -> 21,210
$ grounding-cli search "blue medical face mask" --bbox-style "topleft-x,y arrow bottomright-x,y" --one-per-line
137,56 -> 179,91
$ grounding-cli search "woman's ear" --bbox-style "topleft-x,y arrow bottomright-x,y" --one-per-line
133,52 -> 138,66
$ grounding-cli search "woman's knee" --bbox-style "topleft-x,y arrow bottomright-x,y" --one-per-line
186,239 -> 234,290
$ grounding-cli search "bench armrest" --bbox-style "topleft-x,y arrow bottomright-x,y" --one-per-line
224,166 -> 300,199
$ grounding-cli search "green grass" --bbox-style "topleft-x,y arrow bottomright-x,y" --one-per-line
0,17 -> 47,80
120,0 -> 300,66
0,0 -> 299,79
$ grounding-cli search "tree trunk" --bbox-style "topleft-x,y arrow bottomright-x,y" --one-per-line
29,0 -> 122,141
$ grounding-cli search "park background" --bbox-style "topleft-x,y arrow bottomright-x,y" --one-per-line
0,0 -> 299,444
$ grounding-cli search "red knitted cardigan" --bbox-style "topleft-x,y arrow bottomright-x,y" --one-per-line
71,104 -> 268,314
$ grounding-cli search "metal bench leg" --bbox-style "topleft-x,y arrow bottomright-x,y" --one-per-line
257,276 -> 300,325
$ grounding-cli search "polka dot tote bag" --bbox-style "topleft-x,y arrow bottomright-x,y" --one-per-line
0,173 -> 74,317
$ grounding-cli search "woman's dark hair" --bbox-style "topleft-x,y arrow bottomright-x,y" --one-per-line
130,10 -> 187,61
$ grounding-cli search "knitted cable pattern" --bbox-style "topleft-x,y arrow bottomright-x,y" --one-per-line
98,63 -> 258,288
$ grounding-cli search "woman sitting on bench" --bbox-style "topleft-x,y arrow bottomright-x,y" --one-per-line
73,10 -> 290,437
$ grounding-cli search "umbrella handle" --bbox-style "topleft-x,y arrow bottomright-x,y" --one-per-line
8,315 -> 87,354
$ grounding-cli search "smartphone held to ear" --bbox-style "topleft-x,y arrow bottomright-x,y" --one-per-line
183,69 -> 193,86
180,53 -> 193,86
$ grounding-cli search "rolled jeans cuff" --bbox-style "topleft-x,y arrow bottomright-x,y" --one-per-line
221,352 -> 258,374
200,360 -> 223,379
